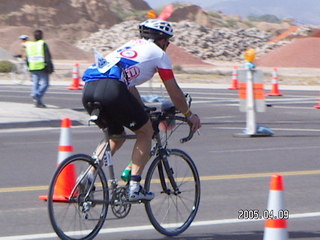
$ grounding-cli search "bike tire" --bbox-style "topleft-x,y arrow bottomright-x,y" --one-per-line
48,154 -> 109,240
144,149 -> 201,236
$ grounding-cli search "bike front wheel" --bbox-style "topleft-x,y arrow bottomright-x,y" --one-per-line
144,149 -> 201,236
48,154 -> 109,240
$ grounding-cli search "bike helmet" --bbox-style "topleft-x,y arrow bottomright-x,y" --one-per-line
139,19 -> 173,40
19,35 -> 29,40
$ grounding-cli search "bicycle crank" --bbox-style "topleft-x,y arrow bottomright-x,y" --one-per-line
111,186 -> 131,218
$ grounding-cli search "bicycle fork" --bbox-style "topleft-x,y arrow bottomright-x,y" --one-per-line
157,149 -> 180,195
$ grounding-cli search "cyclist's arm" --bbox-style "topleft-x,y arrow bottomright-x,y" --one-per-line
160,74 -> 201,132
158,68 -> 190,114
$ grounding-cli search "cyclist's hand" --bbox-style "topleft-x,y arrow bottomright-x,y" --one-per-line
144,105 -> 156,113
187,114 -> 201,132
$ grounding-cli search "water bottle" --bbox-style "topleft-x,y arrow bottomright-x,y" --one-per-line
121,162 -> 132,182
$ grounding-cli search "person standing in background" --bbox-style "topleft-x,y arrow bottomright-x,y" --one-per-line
25,30 -> 54,108
17,35 -> 29,60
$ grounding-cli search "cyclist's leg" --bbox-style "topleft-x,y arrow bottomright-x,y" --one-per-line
128,120 -> 154,201
94,134 -> 126,159
83,79 -> 127,156
100,80 -> 154,200
131,119 -> 153,176
83,78 -> 154,200
118,101 -> 153,201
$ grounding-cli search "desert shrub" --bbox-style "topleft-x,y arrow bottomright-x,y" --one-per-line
0,61 -> 14,72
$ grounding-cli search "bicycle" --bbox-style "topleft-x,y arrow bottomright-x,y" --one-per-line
10,55 -> 30,85
47,95 -> 201,239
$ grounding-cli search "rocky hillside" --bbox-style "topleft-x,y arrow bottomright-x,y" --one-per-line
0,0 -> 149,42
77,19 -> 313,63
0,0 -> 317,62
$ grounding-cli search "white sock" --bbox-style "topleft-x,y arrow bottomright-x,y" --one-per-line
129,180 -> 140,193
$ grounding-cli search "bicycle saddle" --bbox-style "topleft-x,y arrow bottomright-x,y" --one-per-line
88,101 -> 102,122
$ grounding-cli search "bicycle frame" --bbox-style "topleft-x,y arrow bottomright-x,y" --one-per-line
48,99 -> 200,239
84,110 -> 187,201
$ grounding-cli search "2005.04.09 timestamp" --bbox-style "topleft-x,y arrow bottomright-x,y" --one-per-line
238,209 -> 289,220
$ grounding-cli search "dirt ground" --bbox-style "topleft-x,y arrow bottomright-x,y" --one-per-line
44,59 -> 320,87
2,59 -> 318,88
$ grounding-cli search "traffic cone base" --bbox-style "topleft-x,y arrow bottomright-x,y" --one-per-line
228,66 -> 239,90
268,68 -> 283,96
314,91 -> 320,109
263,228 -> 288,240
39,163 -> 77,201
68,63 -> 82,90
263,174 -> 288,240
39,118 -> 76,201
268,88 -> 283,96
264,219 -> 288,240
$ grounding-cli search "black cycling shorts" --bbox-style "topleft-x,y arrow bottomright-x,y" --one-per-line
82,79 -> 149,135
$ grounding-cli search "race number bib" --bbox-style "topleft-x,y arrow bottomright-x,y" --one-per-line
95,50 -> 120,73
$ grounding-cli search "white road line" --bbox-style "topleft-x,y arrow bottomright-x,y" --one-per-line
209,145 -> 319,154
2,124 -> 320,134
211,126 -> 320,132
1,212 -> 319,240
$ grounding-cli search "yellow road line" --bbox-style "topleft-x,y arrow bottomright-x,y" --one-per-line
200,169 -> 320,181
1,169 -> 319,193
0,185 -> 48,193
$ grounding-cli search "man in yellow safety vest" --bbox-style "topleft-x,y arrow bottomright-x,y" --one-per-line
25,30 -> 54,108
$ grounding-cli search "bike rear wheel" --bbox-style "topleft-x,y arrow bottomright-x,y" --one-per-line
48,154 -> 109,240
144,149 -> 201,236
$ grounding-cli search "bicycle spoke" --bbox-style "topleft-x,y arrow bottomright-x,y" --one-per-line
145,149 -> 200,236
48,154 -> 109,240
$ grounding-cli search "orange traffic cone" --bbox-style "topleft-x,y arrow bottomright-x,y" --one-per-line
263,174 -> 288,240
57,118 -> 74,164
268,68 -> 283,96
39,118 -> 76,201
68,63 -> 82,90
313,90 -> 320,109
314,101 -> 320,109
228,66 -> 239,90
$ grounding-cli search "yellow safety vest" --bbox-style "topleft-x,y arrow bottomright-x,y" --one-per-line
25,40 -> 45,70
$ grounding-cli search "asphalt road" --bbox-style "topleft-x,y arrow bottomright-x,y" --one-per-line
0,83 -> 320,239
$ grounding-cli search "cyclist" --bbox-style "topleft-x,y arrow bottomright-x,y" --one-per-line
82,19 -> 201,202
19,34 -> 29,41
18,35 -> 29,60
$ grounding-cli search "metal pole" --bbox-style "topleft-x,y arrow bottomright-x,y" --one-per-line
246,69 -> 256,135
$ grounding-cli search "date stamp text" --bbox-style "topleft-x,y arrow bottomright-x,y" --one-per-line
238,209 -> 289,220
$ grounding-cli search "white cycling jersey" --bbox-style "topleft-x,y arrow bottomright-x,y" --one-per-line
82,38 -> 174,87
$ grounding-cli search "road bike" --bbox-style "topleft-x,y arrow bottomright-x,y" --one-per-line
10,56 -> 30,84
47,95 -> 201,239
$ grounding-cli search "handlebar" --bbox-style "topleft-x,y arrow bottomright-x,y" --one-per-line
89,95 -> 195,143
175,116 -> 194,143
146,94 -> 194,143
148,111 -> 194,143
